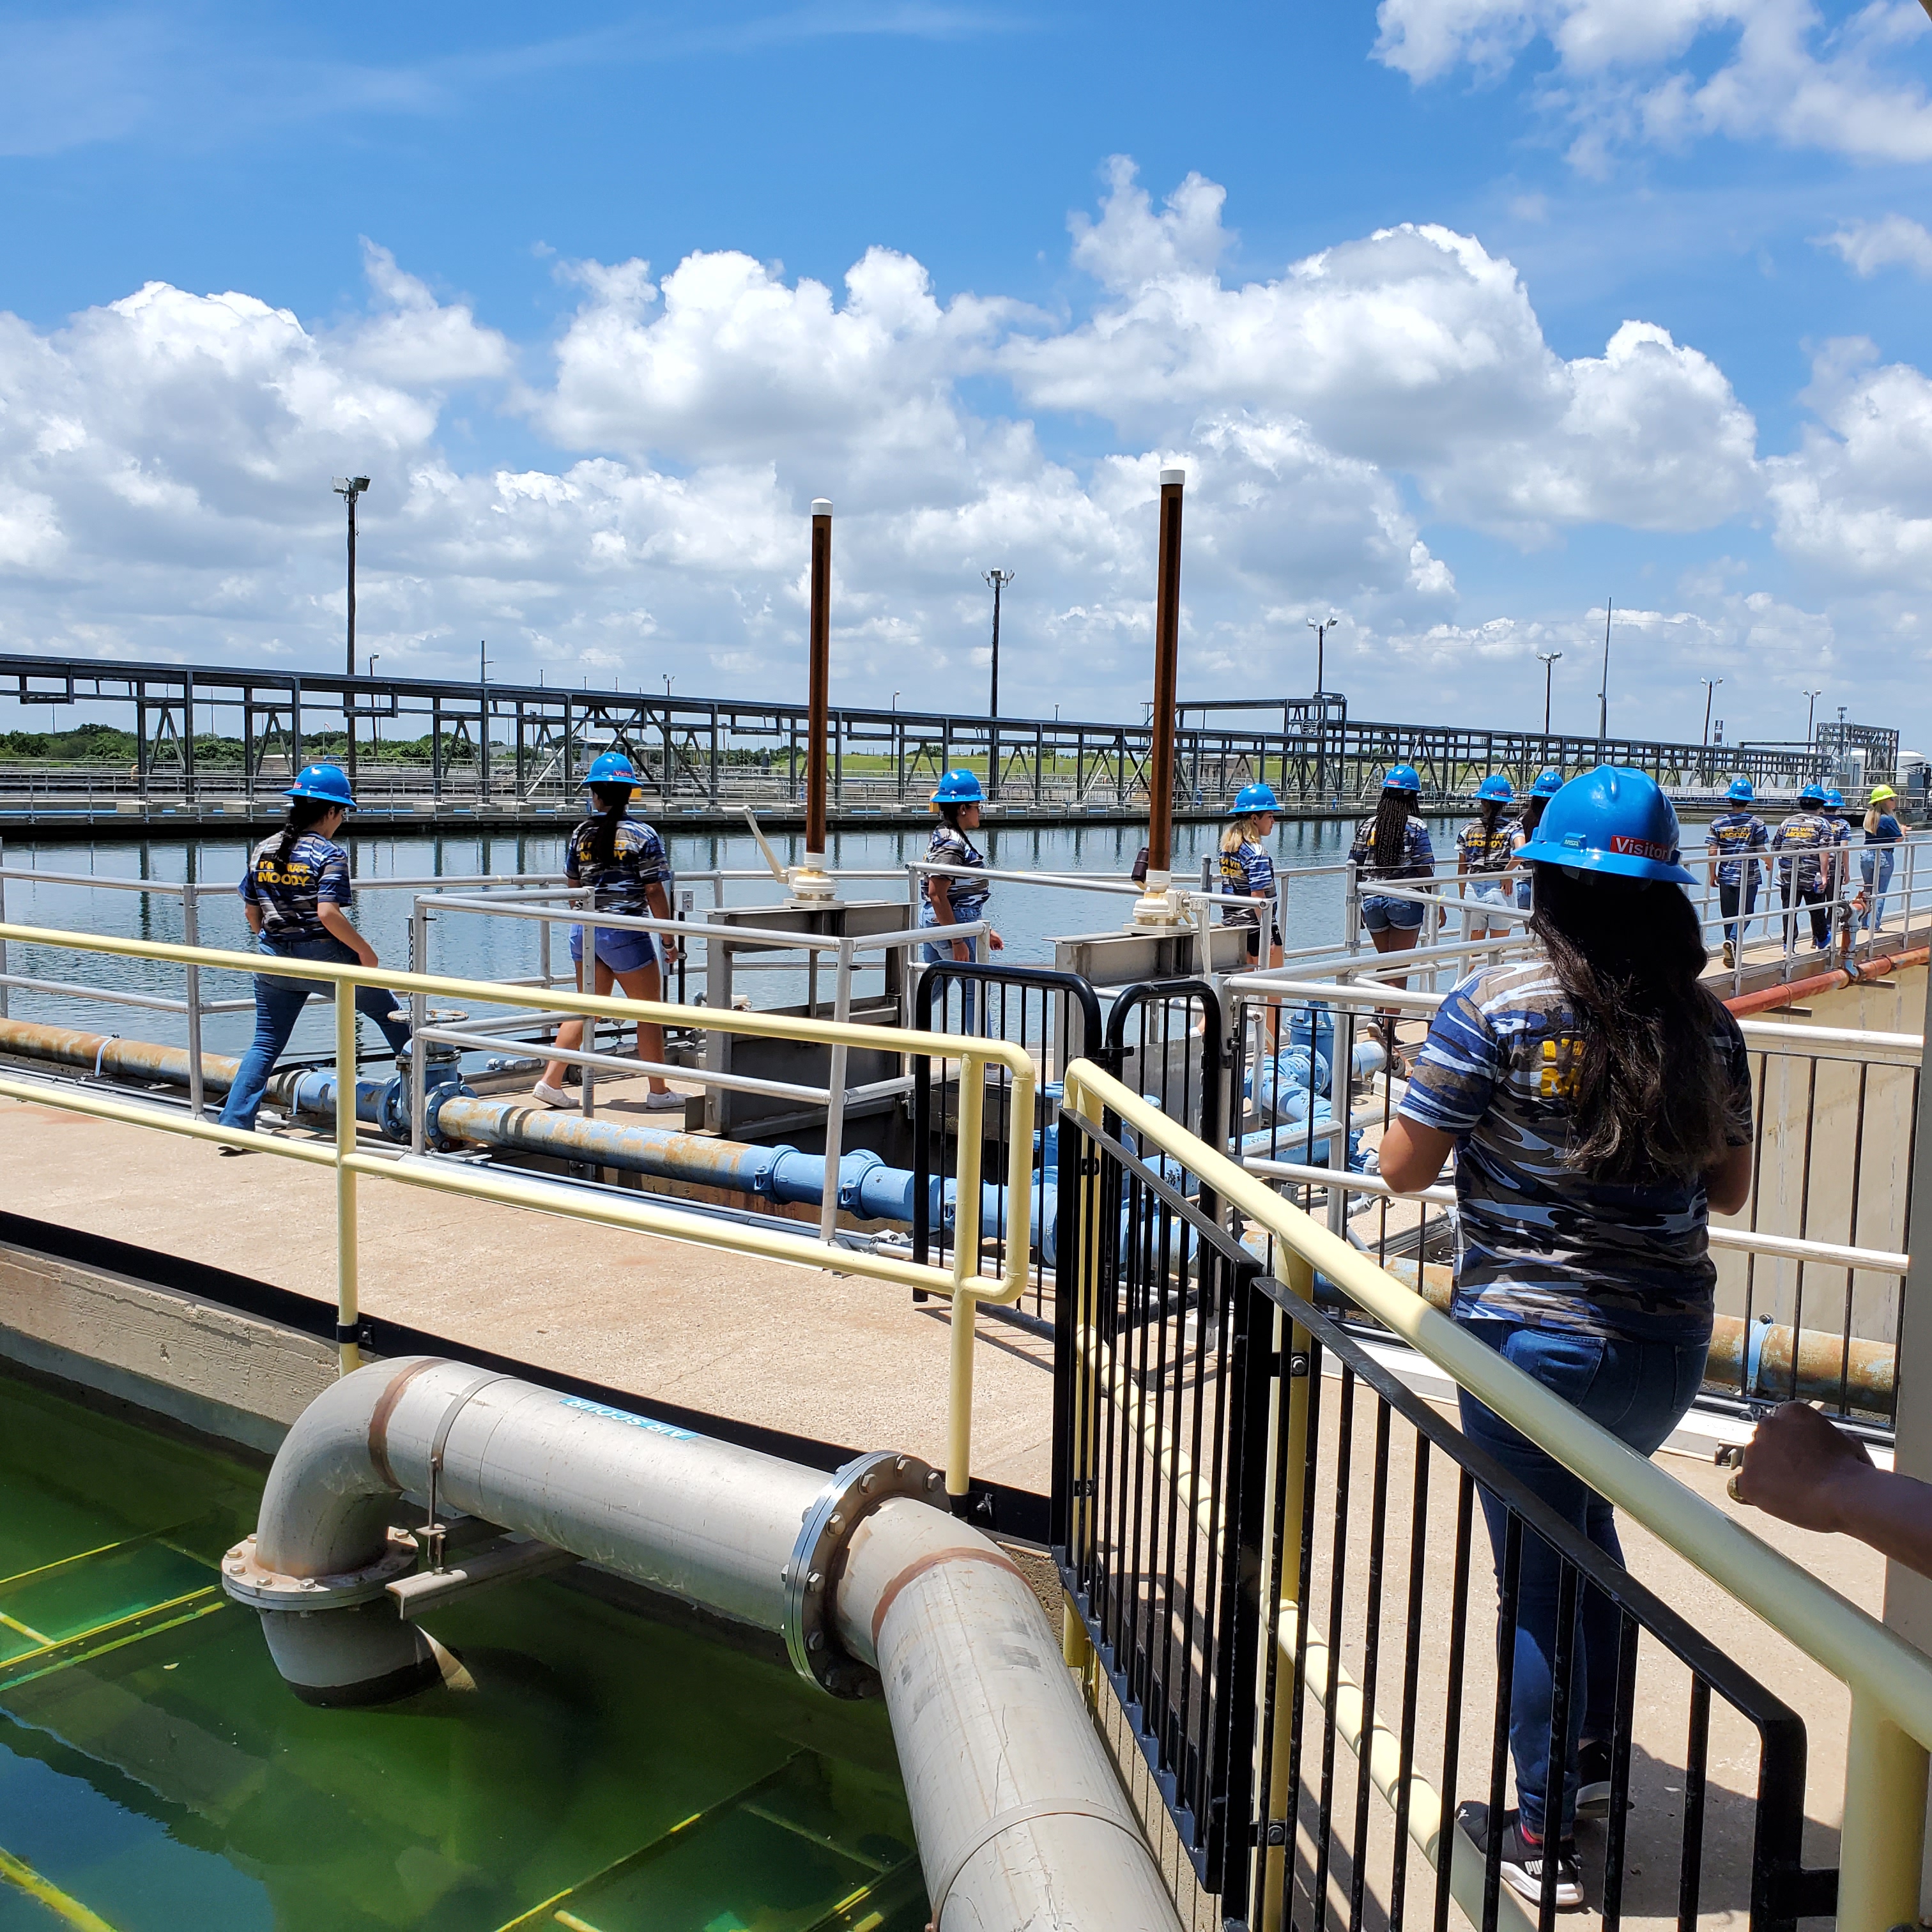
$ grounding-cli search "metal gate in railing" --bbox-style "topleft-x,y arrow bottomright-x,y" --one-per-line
1053,1098 -> 1838,1932
911,962 -> 1105,1317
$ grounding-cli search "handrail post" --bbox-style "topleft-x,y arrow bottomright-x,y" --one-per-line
1261,1248 -> 1317,1932
1838,1692 -> 1928,1932
409,898 -> 429,1157
334,976 -> 360,1376
181,880 -> 204,1120
818,935 -> 853,1245
946,1051 -> 987,1502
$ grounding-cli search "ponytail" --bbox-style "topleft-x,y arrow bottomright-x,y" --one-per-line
1478,799 -> 1503,833
1866,803 -> 1883,836
1221,813 -> 1267,854
1528,865 -> 1731,1183
1522,795 -> 1549,834
274,797 -> 332,865
586,782 -> 631,867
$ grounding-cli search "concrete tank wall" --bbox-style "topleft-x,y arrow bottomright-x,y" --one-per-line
1712,962 -> 1925,1354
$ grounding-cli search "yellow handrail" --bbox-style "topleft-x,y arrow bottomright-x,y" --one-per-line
1062,1055 -> 1932,1932
0,919 -> 1036,1498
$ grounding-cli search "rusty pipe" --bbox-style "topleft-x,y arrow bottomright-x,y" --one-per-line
0,1014 -> 241,1093
1374,1257 -> 1894,1409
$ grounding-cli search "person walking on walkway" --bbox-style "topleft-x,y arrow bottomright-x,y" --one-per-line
1510,769 -> 1563,912
920,769 -> 1004,1025
1349,765 -> 1438,1052
1771,783 -> 1835,954
1860,785 -> 1907,933
1458,774 -> 1517,942
217,765 -> 411,1146
1219,781 -> 1283,968
1377,767 -> 1754,1908
1706,777 -> 1768,970
533,752 -> 682,1111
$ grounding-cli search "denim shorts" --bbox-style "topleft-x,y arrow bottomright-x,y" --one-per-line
570,924 -> 658,976
1360,893 -> 1424,933
1468,881 -> 1508,908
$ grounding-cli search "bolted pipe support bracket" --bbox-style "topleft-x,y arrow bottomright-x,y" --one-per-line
782,1450 -> 947,1698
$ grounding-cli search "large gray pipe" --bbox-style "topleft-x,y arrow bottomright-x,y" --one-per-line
225,1358 -> 1184,1932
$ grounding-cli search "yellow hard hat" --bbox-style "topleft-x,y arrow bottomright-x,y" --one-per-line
1870,785 -> 1897,804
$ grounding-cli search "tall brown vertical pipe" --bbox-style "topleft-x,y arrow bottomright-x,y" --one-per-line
1135,467 -> 1186,924
790,498 -> 836,900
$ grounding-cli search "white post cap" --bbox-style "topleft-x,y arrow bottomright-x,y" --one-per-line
1159,468 -> 1186,487
811,498 -> 834,517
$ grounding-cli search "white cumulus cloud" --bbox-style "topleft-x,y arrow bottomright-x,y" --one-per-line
1374,0 -> 1932,171
1816,213 -> 1932,277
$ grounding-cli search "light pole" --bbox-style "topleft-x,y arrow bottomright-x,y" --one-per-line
1700,678 -> 1723,749
1536,651 -> 1562,739
891,691 -> 900,713
1307,615 -> 1339,696
331,477 -> 370,680
478,641 -> 491,802
1804,688 -> 1822,746
1598,596 -> 1613,747
984,569 -> 1015,717
367,655 -> 379,755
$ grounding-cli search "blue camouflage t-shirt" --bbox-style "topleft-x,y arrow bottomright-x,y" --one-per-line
1705,811 -> 1767,886
240,832 -> 352,943
1218,839 -> 1276,926
1457,817 -> 1515,877
1770,811 -> 1834,891
565,816 -> 670,914
1349,815 -> 1434,882
927,824 -> 989,917
1397,958 -> 1754,1341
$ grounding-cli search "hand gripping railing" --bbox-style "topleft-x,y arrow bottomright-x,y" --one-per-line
1061,1055 -> 1932,1932
0,918 -> 1035,1503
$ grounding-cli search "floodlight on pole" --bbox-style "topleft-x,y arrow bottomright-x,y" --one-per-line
331,477 -> 370,681
1700,677 -> 1723,752
1306,615 -> 1340,697
984,569 -> 1015,718
1536,651 -> 1562,737
1804,688 -> 1823,744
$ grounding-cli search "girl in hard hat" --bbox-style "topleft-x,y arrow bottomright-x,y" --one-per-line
921,770 -> 1004,1023
1378,767 -> 1754,1908
1218,782 -> 1282,968
1510,770 -> 1563,914
533,753 -> 682,1111
217,765 -> 412,1146
1770,784 -> 1835,954
1457,775 -> 1516,942
1348,763 -> 1436,973
1705,778 -> 1767,970
1860,785 -> 1907,933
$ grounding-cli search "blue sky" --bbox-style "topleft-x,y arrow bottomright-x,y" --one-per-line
2,1 -> 1930,748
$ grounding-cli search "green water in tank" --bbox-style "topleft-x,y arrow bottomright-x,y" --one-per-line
0,1374 -> 927,1932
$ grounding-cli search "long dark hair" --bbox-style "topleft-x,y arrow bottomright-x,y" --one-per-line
585,781 -> 631,866
1521,794 -> 1549,834
274,797 -> 334,865
1528,864 -> 1731,1183
1369,786 -> 1412,871
1476,799 -> 1503,834
937,801 -> 973,837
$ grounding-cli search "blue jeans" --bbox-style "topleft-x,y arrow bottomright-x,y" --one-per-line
1719,874 -> 1758,947
1457,1318 -> 1709,1843
1860,848 -> 1894,931
919,905 -> 985,1027
217,937 -> 411,1133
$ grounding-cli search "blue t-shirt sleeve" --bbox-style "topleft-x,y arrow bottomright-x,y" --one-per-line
1411,822 -> 1435,868
239,865 -> 260,907
628,824 -> 668,885
1397,985 -> 1499,1134
316,843 -> 351,907
1717,1013 -> 1754,1147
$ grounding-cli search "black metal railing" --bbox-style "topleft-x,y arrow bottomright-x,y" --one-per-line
1052,1100 -> 1838,1931
912,962 -> 1105,1317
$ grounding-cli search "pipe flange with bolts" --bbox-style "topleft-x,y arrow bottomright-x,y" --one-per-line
221,1525 -> 419,1611
783,1450 -> 947,1698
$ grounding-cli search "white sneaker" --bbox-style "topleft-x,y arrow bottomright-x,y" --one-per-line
530,1080 -> 573,1107
643,1088 -> 685,1112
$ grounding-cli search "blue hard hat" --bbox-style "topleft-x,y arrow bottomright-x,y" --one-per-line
1799,782 -> 1827,805
1531,768 -> 1565,799
1475,774 -> 1514,803
1825,788 -> 1845,809
285,763 -> 356,809
1383,764 -> 1422,795
931,768 -> 985,804
582,751 -> 641,788
1517,765 -> 1694,884
1726,778 -> 1755,802
1232,781 -> 1280,815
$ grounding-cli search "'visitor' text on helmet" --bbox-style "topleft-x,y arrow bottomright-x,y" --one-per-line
1383,764 -> 1422,795
1475,774 -> 1514,803
582,751 -> 642,789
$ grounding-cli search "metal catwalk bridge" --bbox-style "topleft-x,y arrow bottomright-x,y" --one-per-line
0,649 -> 1873,832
